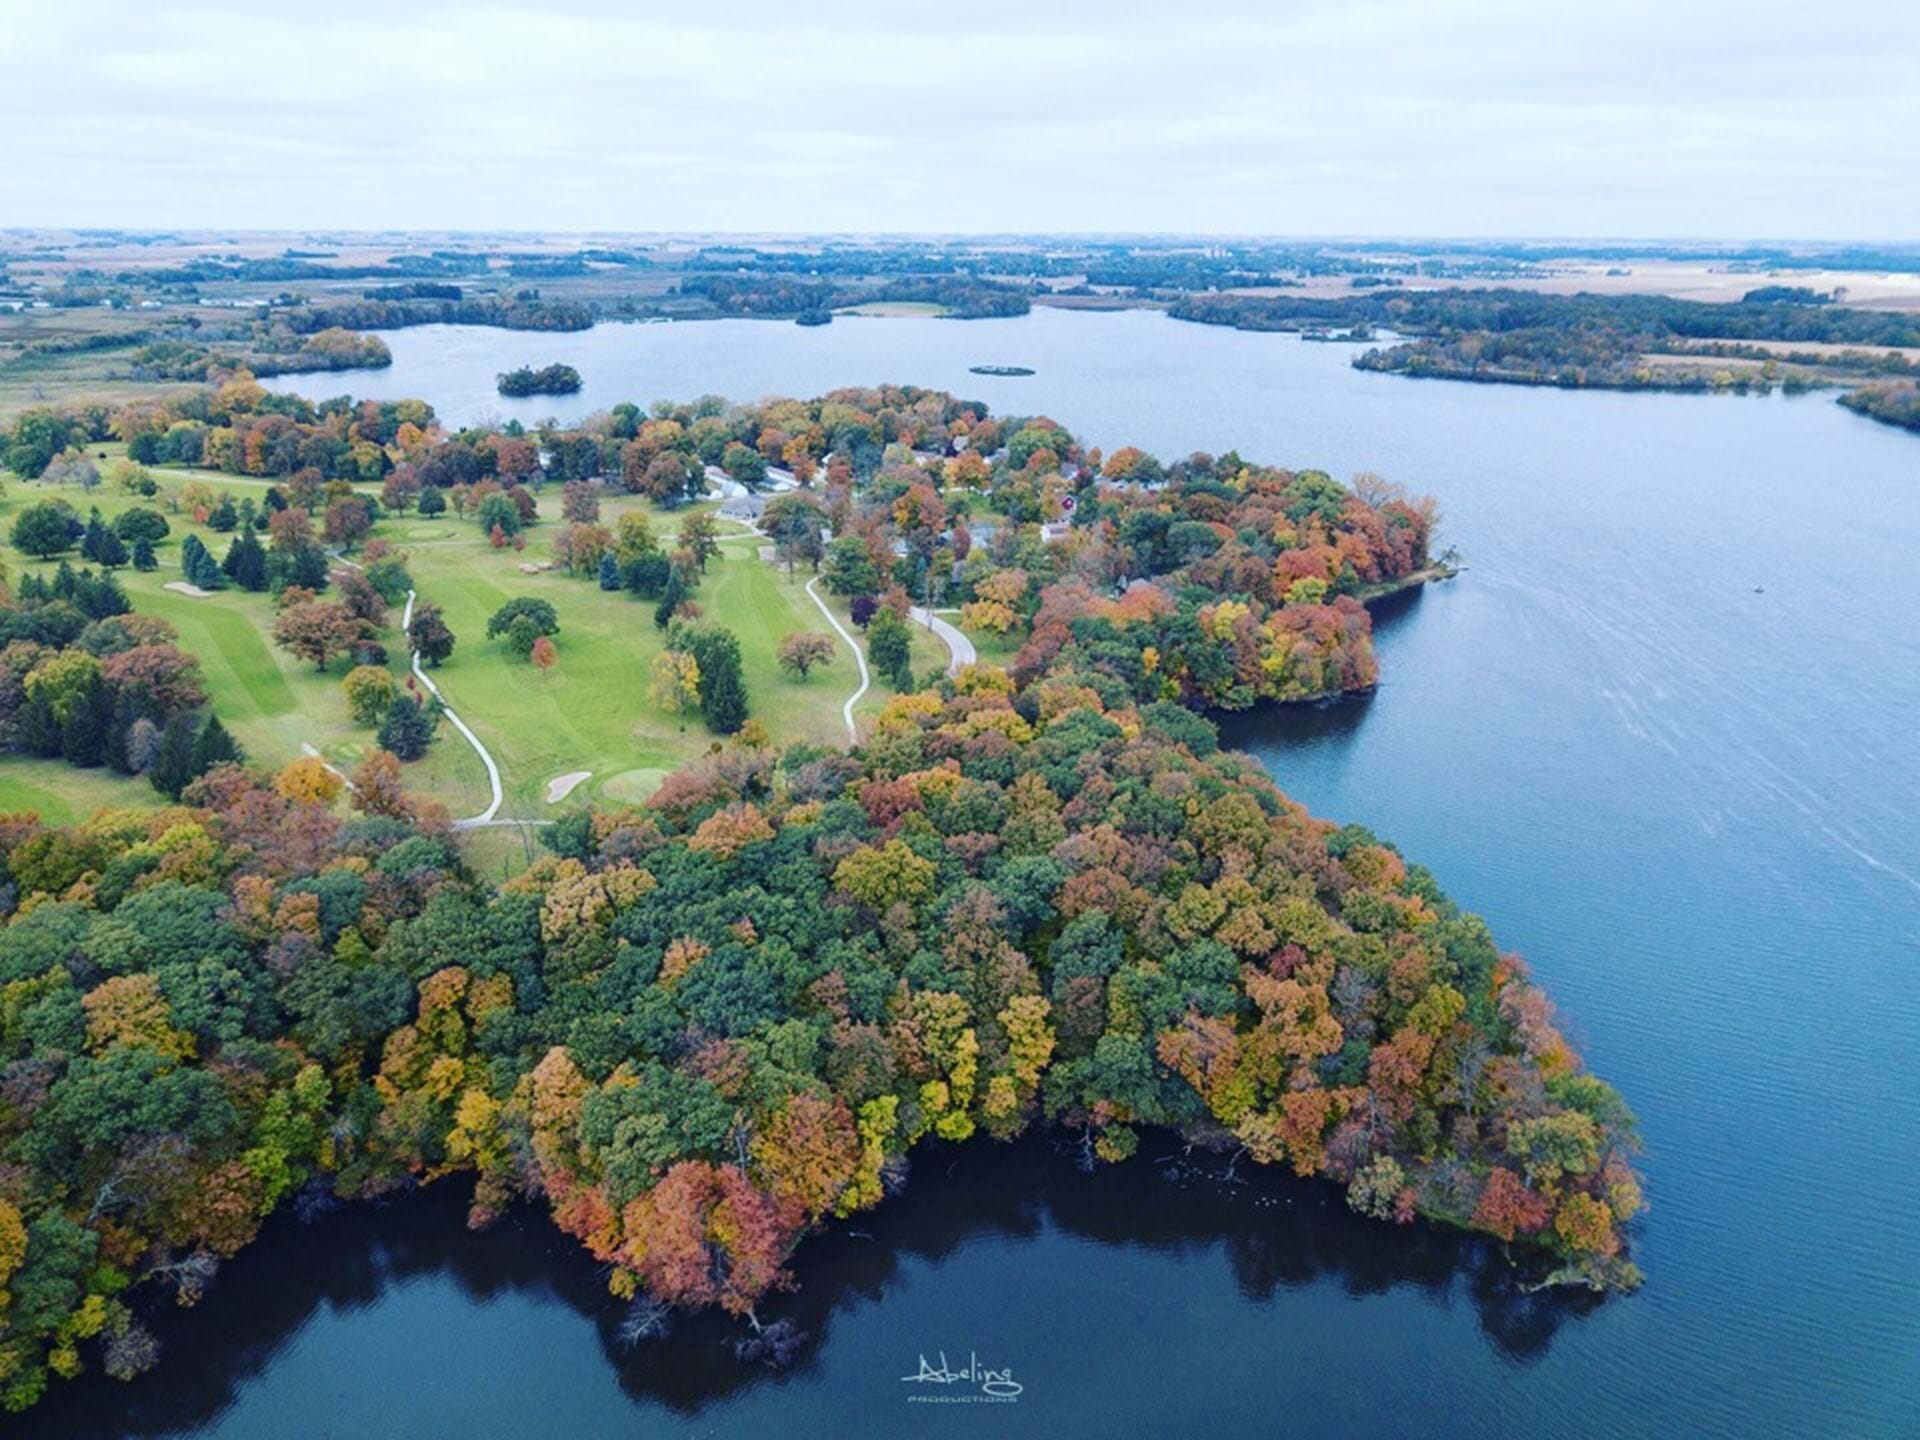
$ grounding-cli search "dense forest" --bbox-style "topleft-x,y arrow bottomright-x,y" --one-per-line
0,663 -> 1640,1411
0,377 -> 1643,1413
1173,288 -> 1920,395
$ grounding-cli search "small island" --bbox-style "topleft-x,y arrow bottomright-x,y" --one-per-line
497,362 -> 583,397
968,363 -> 1035,376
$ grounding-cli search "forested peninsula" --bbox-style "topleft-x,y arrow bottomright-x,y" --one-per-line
1172,287 -> 1920,409
0,383 -> 1640,1414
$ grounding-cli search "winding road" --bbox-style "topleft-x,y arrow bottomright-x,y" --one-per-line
910,607 -> 975,675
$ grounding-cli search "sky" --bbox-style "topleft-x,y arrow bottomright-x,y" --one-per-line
3,0 -> 1917,239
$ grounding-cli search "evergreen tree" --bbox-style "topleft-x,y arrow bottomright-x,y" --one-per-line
223,528 -> 268,591
291,544 -> 330,591
687,626 -> 748,735
147,713 -> 199,798
190,713 -> 241,775
132,535 -> 158,572
264,485 -> 288,512
207,495 -> 238,532
417,486 -> 446,517
59,675 -> 113,767
15,692 -> 61,758
598,551 -> 621,591
93,527 -> 128,569
180,534 -> 223,589
80,511 -> 109,562
376,695 -> 437,760
653,566 -> 689,630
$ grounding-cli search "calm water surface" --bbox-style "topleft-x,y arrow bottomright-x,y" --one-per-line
52,311 -> 1915,1439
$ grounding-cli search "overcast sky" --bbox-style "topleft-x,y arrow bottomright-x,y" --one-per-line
4,0 -> 1916,239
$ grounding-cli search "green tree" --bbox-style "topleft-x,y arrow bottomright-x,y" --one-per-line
867,607 -> 914,689
376,695 -> 437,760
11,502 -> 75,561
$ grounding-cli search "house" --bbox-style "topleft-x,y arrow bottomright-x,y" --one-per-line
719,494 -> 770,523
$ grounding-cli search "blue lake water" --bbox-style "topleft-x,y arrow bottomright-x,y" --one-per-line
43,308 -> 1915,1438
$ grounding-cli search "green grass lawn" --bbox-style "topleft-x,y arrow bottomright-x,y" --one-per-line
0,758 -> 162,827
0,464 -> 961,832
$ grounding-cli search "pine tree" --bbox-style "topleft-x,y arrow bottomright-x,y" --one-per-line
59,676 -> 113,767
688,626 -> 749,735
223,528 -> 267,591
376,695 -> 437,760
598,551 -> 621,591
80,511 -> 108,562
94,527 -> 129,569
148,713 -> 199,798
16,692 -> 61,758
190,713 -> 241,775
207,495 -> 238,532
132,536 -> 158,572
653,567 -> 689,630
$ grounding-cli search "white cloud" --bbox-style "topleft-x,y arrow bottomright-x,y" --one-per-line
1,0 -> 1915,236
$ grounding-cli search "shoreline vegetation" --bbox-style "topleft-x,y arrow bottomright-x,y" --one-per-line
0,375 -> 1644,1416
496,363 -> 583,398
1169,287 -> 1920,420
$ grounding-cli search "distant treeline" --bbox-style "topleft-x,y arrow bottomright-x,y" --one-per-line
108,253 -> 491,286
675,274 -> 1030,320
1170,288 -> 1920,347
282,295 -> 592,334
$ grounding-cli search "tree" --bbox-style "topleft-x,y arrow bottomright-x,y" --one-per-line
597,552 -> 621,591
113,508 -> 170,545
221,528 -> 268,591
376,695 -> 437,760
92,528 -> 129,569
273,601 -> 363,672
677,513 -> 720,573
146,714 -> 200,798
486,597 -> 559,644
867,607 -> 914,689
682,626 -> 747,734
191,713 -> 241,774
504,613 -> 541,660
530,635 -> 558,675
132,536 -> 157,572
721,441 -> 767,486
11,501 -> 75,560
651,650 -> 700,731
824,534 -> 880,597
417,485 -> 446,517
179,534 -> 224,590
343,665 -> 398,726
777,631 -> 835,681
653,566 -> 690,630
407,601 -> 455,667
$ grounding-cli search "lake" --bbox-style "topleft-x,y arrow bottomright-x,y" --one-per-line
43,309 -> 1916,1439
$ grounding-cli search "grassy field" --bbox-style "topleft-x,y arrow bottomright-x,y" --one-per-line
0,462 -> 927,832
